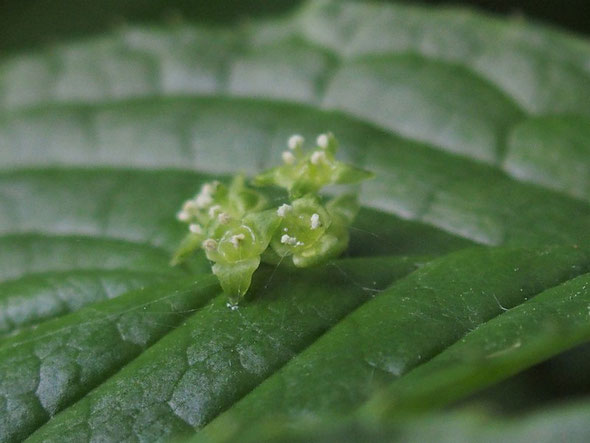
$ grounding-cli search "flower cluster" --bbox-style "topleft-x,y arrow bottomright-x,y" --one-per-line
172,133 -> 373,305
254,133 -> 372,198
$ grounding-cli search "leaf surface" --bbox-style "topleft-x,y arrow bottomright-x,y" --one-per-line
196,246 -> 590,440
1,1 -> 590,441
360,271 -> 590,418
23,257 -> 424,442
0,276 -> 219,442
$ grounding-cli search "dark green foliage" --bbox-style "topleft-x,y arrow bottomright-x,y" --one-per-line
1,1 -> 590,441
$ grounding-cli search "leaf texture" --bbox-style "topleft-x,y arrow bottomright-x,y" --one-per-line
361,271 -> 590,418
1,1 -> 590,441
195,246 -> 590,440
23,257 -> 424,442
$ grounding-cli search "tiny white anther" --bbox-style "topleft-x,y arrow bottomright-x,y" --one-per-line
177,210 -> 190,222
226,302 -> 239,311
288,134 -> 304,150
201,181 -> 218,196
310,150 -> 326,165
218,212 -> 231,224
310,213 -> 320,230
280,234 -> 298,245
195,193 -> 213,208
203,238 -> 217,251
230,233 -> 246,248
208,205 -> 222,218
282,151 -> 296,165
317,133 -> 329,149
182,200 -> 198,212
277,203 -> 293,217
189,223 -> 202,234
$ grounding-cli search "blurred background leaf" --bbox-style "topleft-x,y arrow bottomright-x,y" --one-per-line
1,0 -> 588,53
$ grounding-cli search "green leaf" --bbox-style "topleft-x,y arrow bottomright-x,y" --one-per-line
360,271 -> 590,419
2,0 -> 590,441
196,246 -> 590,440
24,257 -> 425,442
0,0 -> 301,53
0,269 -> 170,338
0,276 -> 220,442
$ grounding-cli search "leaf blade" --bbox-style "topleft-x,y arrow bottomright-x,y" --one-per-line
0,276 -> 219,442
25,256 -> 425,442
361,272 -> 590,419
198,246 -> 590,440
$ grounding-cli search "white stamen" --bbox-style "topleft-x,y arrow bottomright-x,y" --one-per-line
310,151 -> 326,165
195,193 -> 213,208
230,233 -> 245,248
277,203 -> 293,217
280,234 -> 298,245
282,151 -> 296,165
189,223 -> 202,234
317,133 -> 329,149
218,212 -> 231,224
288,134 -> 304,150
177,210 -> 190,222
203,238 -> 217,251
201,181 -> 219,196
182,200 -> 198,212
208,205 -> 222,218
310,213 -> 320,229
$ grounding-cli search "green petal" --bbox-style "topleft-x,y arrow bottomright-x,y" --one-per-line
170,233 -> 203,266
332,163 -> 374,185
252,166 -> 294,190
229,175 -> 268,214
212,257 -> 261,303
292,226 -> 349,268
243,209 -> 282,253
327,193 -> 360,225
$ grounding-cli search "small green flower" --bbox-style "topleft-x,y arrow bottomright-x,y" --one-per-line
270,194 -> 331,264
253,133 -> 374,198
271,193 -> 360,268
172,133 -> 373,305
207,210 -> 280,305
171,176 -> 268,266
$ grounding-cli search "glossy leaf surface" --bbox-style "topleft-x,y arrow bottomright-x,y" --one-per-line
1,1 -> 590,441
